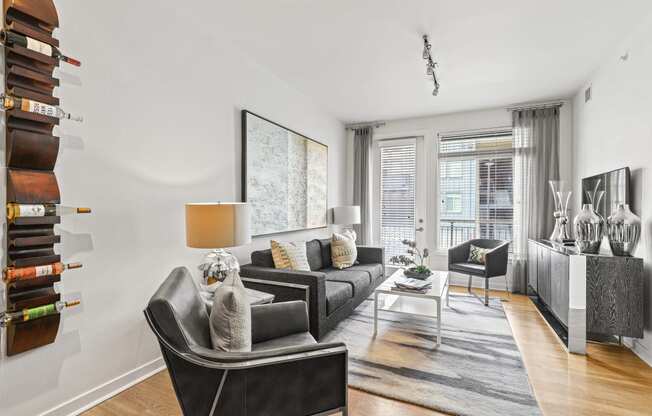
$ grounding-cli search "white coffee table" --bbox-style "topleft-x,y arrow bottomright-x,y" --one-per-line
373,269 -> 449,347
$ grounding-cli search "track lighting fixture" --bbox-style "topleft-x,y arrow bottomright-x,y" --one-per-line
422,35 -> 440,96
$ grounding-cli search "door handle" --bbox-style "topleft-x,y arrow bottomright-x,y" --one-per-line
415,227 -> 424,232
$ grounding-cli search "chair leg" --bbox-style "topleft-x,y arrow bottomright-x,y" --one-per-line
505,275 -> 510,300
484,278 -> 489,306
467,275 -> 472,293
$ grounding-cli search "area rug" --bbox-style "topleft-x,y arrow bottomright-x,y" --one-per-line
322,293 -> 541,416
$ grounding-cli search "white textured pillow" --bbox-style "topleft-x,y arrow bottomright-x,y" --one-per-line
270,240 -> 311,271
210,272 -> 251,352
331,230 -> 357,269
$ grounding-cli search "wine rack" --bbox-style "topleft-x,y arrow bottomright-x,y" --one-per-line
2,0 -> 83,355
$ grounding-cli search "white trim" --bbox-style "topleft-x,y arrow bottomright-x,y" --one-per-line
39,357 -> 166,416
373,128 -> 430,141
627,338 -> 652,366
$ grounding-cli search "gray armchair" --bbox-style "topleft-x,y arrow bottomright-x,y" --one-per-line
448,239 -> 510,306
145,267 -> 348,416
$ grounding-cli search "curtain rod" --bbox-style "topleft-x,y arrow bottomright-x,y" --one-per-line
506,101 -> 564,112
345,120 -> 386,130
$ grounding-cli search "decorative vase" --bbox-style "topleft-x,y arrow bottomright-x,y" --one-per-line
607,204 -> 641,256
549,180 -> 571,242
574,204 -> 605,254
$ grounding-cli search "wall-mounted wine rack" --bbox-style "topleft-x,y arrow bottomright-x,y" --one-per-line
2,0 -> 86,355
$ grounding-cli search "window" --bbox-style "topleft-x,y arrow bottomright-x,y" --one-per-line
438,131 -> 514,249
379,141 -> 416,264
444,194 -> 462,213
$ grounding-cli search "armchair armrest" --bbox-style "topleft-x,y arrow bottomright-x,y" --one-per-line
448,241 -> 471,265
251,301 -> 309,344
188,342 -> 347,369
484,242 -> 510,277
357,245 -> 384,266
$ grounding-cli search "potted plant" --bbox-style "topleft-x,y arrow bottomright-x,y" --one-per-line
389,239 -> 432,280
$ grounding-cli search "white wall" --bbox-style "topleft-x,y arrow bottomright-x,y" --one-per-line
572,13 -> 652,365
0,1 -> 347,415
368,106 -> 572,289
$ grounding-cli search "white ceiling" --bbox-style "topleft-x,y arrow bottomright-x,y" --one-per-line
206,1 -> 652,122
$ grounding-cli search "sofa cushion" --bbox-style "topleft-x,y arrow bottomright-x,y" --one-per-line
450,262 -> 486,275
306,239 -> 323,271
331,231 -> 358,269
323,268 -> 371,297
271,240 -> 310,271
318,239 -> 333,269
251,249 -> 275,268
210,272 -> 251,352
325,281 -> 353,314
252,331 -> 316,352
345,264 -> 384,282
468,244 -> 491,264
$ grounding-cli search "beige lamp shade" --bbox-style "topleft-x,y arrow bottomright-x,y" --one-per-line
331,206 -> 361,225
185,202 -> 251,248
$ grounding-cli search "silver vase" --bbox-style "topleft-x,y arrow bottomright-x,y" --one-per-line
574,204 -> 605,254
607,204 -> 641,256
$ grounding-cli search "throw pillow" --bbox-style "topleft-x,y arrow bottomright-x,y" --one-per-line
468,244 -> 491,265
210,271 -> 251,352
331,230 -> 358,269
270,240 -> 311,271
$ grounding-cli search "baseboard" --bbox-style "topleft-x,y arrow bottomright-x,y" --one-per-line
627,338 -> 652,367
39,357 -> 166,416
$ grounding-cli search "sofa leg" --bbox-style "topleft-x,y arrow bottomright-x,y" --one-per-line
484,278 -> 489,306
467,275 -> 472,293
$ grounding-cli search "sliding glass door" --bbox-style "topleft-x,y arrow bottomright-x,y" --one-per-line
373,137 -> 426,264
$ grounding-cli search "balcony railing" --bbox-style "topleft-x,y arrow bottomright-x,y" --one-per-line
439,219 -> 512,249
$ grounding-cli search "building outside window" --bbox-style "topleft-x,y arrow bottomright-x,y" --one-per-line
438,131 -> 514,250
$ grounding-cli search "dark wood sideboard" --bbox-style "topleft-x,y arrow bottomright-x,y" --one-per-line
527,239 -> 644,354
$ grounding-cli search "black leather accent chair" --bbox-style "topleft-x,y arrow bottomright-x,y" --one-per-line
145,267 -> 348,416
448,239 -> 510,306
240,239 -> 385,340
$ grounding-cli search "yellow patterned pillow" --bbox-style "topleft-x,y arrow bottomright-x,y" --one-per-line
331,230 -> 358,269
270,240 -> 311,271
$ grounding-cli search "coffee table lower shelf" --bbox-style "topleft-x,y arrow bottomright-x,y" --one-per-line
373,270 -> 449,348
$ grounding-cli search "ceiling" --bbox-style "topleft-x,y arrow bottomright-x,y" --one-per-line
199,1 -> 652,122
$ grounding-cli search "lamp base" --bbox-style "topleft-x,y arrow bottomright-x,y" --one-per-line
198,249 -> 240,288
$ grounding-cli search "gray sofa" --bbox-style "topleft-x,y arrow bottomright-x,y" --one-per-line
240,239 -> 385,340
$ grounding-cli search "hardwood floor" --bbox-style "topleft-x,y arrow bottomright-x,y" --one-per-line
84,287 -> 652,416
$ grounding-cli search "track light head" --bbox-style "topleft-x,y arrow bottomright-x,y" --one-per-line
422,34 -> 440,97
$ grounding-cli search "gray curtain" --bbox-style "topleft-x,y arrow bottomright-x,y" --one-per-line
511,107 -> 560,293
353,127 -> 373,244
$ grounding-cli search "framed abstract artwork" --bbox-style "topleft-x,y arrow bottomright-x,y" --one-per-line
242,110 -> 328,236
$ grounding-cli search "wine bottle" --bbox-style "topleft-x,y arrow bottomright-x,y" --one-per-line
0,30 -> 81,66
7,203 -> 91,221
1,94 -> 83,122
0,300 -> 81,327
3,262 -> 82,283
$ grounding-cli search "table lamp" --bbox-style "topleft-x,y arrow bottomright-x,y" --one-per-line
331,205 -> 361,237
185,202 -> 251,286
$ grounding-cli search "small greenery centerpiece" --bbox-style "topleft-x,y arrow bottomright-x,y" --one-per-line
389,239 -> 432,279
